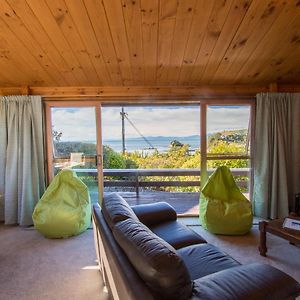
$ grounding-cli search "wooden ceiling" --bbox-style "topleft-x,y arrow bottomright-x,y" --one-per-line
0,0 -> 299,88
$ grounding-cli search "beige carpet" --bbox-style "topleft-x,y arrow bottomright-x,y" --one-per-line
0,225 -> 109,300
1,222 -> 300,300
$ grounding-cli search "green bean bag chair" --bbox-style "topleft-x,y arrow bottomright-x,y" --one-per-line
33,169 -> 91,238
200,166 -> 252,235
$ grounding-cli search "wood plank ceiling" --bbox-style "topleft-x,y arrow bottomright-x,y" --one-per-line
0,0 -> 299,87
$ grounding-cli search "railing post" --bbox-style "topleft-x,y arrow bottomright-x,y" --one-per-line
135,173 -> 139,196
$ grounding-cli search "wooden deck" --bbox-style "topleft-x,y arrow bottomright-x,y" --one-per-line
104,191 -> 200,216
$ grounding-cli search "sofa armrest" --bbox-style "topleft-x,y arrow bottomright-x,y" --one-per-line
131,202 -> 177,227
192,263 -> 300,300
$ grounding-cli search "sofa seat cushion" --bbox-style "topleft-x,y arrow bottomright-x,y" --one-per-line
150,221 -> 207,249
192,263 -> 300,300
177,244 -> 240,280
113,218 -> 193,300
102,193 -> 138,229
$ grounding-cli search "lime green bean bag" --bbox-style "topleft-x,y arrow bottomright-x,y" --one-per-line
200,166 -> 252,235
33,169 -> 91,238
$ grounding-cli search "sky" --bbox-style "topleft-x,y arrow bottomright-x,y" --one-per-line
51,106 -> 250,141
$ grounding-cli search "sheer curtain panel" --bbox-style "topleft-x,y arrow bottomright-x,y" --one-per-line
0,96 -> 45,225
253,93 -> 300,219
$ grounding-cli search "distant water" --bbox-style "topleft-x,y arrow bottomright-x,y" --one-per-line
103,136 -> 200,153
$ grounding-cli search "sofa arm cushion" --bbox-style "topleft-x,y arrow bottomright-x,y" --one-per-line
131,202 -> 177,226
192,263 -> 300,300
102,193 -> 138,229
113,218 -> 192,300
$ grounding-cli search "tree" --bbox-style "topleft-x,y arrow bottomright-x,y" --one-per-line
103,145 -> 126,169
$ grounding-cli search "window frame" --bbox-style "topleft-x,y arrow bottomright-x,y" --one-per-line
44,98 -> 255,200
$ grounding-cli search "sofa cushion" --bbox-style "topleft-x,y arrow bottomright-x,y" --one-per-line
113,218 -> 193,300
177,244 -> 240,280
102,193 -> 138,229
150,221 -> 207,249
192,263 -> 300,300
132,202 -> 177,226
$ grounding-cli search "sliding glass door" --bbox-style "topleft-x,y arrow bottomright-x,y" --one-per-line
44,99 -> 254,215
45,102 -> 103,204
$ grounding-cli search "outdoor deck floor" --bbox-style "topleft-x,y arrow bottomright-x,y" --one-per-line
104,191 -> 200,215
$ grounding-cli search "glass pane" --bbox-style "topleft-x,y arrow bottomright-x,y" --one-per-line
51,107 -> 98,204
207,105 -> 251,196
101,105 -> 200,194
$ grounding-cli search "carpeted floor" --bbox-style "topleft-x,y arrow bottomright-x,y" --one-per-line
1,221 -> 300,300
0,225 -> 109,300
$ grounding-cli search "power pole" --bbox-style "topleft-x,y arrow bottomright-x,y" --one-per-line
120,107 -> 126,154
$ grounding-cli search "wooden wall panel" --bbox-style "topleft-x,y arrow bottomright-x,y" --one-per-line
0,0 -> 298,87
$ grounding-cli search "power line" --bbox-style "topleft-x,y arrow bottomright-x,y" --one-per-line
123,113 -> 155,150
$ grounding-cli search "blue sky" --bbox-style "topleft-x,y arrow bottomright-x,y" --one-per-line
52,106 -> 250,141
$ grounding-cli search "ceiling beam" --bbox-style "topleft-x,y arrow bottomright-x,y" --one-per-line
0,85 -> 299,99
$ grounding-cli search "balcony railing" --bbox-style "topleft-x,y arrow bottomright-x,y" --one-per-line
70,168 -> 249,195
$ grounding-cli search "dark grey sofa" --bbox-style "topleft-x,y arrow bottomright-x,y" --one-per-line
92,193 -> 300,300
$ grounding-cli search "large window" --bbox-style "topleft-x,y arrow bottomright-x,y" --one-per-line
45,100 -> 254,209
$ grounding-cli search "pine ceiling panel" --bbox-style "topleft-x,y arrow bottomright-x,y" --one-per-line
166,0 -> 197,84
211,0 -> 288,84
189,0 -> 233,84
0,11 -> 56,86
178,0 -> 215,85
251,21 -> 300,84
102,0 -> 134,85
156,0 -> 178,85
63,0 -> 112,85
5,0 -> 78,85
46,0 -> 102,85
0,1 -> 65,86
0,0 -> 299,87
264,40 -> 300,83
122,0 -> 145,85
234,0 -> 300,84
26,0 -> 89,85
199,0 -> 252,84
141,0 -> 159,85
84,0 -> 123,85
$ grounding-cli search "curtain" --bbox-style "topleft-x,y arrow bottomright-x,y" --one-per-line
253,93 -> 300,219
0,96 -> 45,225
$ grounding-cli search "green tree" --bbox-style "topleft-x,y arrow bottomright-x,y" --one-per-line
103,145 -> 126,169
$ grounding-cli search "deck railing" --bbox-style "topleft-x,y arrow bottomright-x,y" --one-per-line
70,168 -> 249,195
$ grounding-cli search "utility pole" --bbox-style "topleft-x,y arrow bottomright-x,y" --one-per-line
120,107 -> 126,154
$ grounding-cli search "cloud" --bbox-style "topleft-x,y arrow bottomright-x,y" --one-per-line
207,106 -> 250,133
51,105 -> 250,141
52,107 -> 96,141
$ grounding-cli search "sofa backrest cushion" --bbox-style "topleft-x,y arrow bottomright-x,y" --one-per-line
113,218 -> 193,300
102,193 -> 138,229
